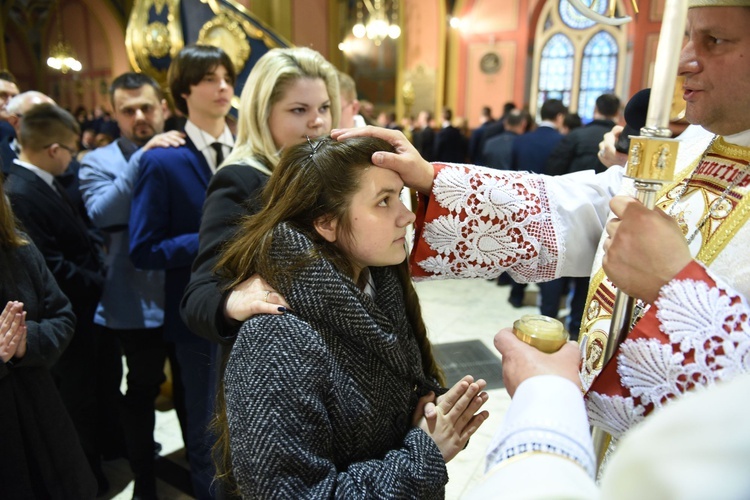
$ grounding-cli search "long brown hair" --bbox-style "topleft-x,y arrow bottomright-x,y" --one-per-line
212,136 -> 444,489
0,175 -> 27,248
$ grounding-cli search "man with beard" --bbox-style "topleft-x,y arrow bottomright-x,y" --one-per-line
79,72 -> 184,500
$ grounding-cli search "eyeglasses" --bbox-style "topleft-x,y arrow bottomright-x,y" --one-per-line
45,143 -> 78,156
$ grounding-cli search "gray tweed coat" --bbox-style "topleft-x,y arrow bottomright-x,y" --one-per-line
225,223 -> 448,498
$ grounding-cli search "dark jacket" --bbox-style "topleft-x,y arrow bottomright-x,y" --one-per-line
413,126 -> 436,162
0,239 -> 97,499
6,162 -> 105,328
511,126 -> 564,174
225,223 -> 448,498
434,125 -> 468,163
180,162 -> 269,344
545,119 -> 615,176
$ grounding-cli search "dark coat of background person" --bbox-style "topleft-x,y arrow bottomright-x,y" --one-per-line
5,161 -> 106,471
434,125 -> 468,163
0,238 -> 98,499
5,163 -> 104,327
510,126 -> 563,174
0,133 -> 90,223
413,126 -> 436,162
545,118 -> 616,176
180,163 -> 268,344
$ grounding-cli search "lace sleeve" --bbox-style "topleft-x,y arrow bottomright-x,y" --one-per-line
410,164 -> 620,282
587,260 -> 750,438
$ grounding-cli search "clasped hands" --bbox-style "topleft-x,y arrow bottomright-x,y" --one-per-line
1,301 -> 27,363
412,375 -> 490,462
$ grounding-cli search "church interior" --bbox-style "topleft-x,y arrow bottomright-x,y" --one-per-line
0,0 -> 685,499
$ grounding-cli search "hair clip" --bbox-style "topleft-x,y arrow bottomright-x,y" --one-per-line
305,135 -> 323,169
306,135 -> 323,156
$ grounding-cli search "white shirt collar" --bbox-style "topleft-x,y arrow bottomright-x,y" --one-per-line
184,120 -> 234,172
13,158 -> 56,189
184,120 -> 234,151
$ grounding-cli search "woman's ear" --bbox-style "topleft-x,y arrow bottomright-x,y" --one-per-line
314,216 -> 338,243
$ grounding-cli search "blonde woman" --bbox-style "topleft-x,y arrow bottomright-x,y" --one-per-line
180,47 -> 340,343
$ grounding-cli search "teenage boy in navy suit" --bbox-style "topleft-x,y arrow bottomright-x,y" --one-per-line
129,45 -> 235,499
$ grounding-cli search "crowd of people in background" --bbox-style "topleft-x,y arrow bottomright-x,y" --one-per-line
0,59 -> 624,499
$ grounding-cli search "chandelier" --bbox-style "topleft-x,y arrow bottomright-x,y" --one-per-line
352,0 -> 400,46
47,0 -> 82,73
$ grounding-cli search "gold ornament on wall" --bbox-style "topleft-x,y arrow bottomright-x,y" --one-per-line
197,13 -> 251,73
401,80 -> 415,117
145,21 -> 172,59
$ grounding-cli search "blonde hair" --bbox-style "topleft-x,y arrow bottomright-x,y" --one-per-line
222,47 -> 340,172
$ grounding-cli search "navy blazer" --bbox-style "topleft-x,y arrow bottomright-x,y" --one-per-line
0,135 -> 16,179
129,137 -> 211,343
511,126 -> 564,174
5,162 -> 104,326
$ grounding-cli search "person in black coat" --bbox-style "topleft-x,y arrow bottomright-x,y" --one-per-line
0,173 -> 97,499
413,110 -> 436,162
546,93 -> 620,176
434,108 -> 468,163
4,103 -> 107,491
180,46 -> 339,345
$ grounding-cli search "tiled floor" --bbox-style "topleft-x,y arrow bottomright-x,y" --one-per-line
103,278 -> 554,499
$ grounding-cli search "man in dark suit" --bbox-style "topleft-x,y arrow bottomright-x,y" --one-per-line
1,91 -> 53,179
5,103 -> 107,491
413,110 -> 436,162
546,93 -> 621,176
434,108 -> 468,163
482,110 -> 529,170
475,101 -> 518,165
509,99 -> 567,314
129,45 -> 235,500
468,105 -> 494,164
3,91 -> 90,223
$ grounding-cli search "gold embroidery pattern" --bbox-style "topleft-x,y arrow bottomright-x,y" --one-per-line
579,138 -> 750,387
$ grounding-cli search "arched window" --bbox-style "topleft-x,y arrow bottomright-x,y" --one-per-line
530,0 -> 627,122
538,34 -> 575,113
579,31 -> 619,121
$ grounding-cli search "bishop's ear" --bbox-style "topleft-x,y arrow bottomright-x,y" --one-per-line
313,215 -> 339,243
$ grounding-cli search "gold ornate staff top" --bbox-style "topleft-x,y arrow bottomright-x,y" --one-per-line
590,0 -> 688,471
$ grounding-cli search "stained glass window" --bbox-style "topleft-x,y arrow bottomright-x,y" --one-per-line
579,31 -> 618,121
538,33 -> 575,113
559,0 -> 609,30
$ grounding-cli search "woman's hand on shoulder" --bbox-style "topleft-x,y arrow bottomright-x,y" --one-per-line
414,375 -> 490,462
224,274 -> 291,323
